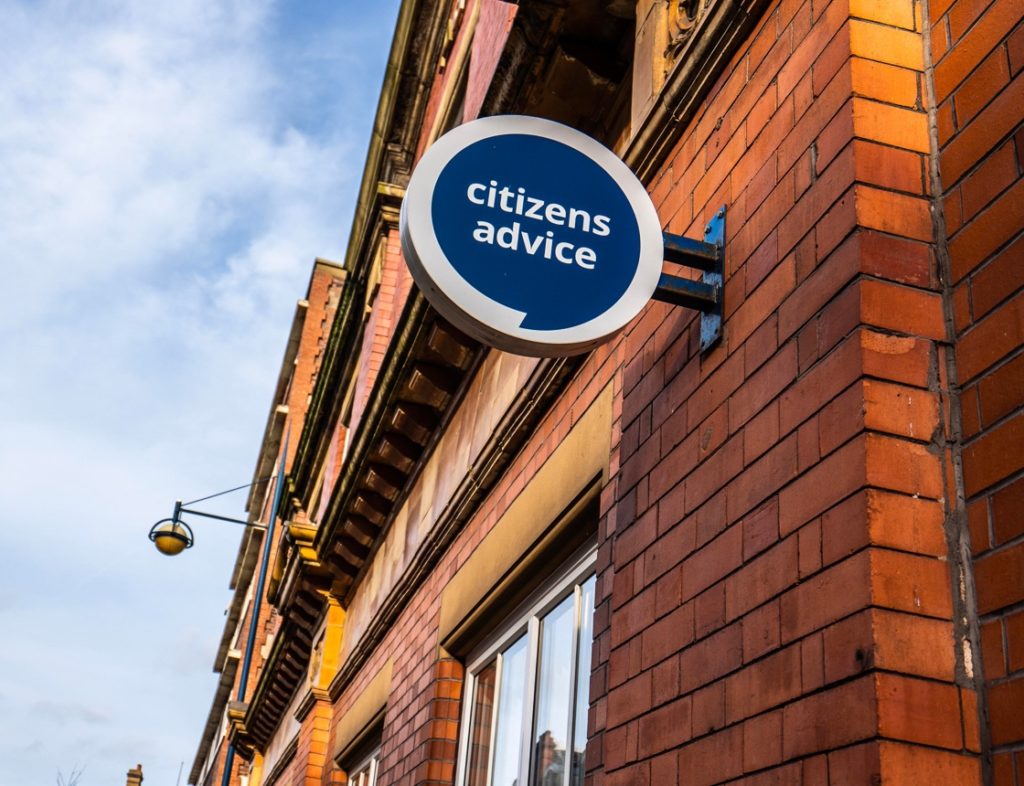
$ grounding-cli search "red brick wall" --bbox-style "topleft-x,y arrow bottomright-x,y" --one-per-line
291,267 -> 345,461
203,740 -> 230,786
289,702 -> 332,786
350,230 -> 407,438
463,0 -> 517,122
320,341 -> 622,786
415,2 -> 476,162
596,0 -> 981,782
930,0 -> 1024,781
308,0 -> 1024,784
316,0 -> 984,776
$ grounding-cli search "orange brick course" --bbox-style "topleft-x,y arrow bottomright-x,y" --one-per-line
931,0 -> 1024,780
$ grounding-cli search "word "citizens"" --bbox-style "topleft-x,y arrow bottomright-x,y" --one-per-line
466,180 -> 611,270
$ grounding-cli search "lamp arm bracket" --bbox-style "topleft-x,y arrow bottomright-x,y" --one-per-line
178,506 -> 261,528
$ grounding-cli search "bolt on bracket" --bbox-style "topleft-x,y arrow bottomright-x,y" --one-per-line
652,205 -> 726,353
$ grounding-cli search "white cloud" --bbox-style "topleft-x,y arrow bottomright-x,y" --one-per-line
0,0 -> 399,783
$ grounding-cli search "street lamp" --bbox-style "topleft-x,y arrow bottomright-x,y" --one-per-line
148,439 -> 290,786
148,481 -> 269,556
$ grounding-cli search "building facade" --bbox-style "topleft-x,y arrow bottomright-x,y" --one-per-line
189,258 -> 347,786
187,1 -> 1024,784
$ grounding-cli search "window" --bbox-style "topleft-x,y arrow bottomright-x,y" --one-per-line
347,747 -> 380,786
456,549 -> 596,786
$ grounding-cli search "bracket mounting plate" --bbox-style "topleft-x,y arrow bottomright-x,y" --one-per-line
652,205 -> 725,353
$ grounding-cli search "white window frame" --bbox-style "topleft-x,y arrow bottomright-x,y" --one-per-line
454,544 -> 597,786
347,745 -> 380,786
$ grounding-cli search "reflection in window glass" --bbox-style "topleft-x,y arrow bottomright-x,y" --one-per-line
571,576 -> 595,786
491,634 -> 528,786
466,661 -> 497,786
458,558 -> 596,786
532,594 -> 575,786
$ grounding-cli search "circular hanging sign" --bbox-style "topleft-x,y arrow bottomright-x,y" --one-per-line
400,115 -> 664,357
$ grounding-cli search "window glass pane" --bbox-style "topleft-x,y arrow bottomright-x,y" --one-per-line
491,634 -> 529,786
466,660 -> 498,786
570,576 -> 596,786
531,594 -> 575,786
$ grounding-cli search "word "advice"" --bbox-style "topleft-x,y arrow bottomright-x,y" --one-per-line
466,181 -> 611,270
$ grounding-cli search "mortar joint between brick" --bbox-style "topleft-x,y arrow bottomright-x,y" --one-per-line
919,1 -> 992,780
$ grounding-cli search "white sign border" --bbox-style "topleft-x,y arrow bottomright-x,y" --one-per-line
401,115 -> 664,356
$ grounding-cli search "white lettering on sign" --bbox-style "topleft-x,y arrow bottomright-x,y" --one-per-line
465,180 -> 610,270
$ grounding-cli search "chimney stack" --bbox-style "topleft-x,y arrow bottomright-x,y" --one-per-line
126,764 -> 143,786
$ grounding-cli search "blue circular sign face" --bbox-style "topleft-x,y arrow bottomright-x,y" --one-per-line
401,116 -> 663,356
432,134 -> 641,331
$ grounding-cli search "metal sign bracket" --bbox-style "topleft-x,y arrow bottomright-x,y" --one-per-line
652,205 -> 726,353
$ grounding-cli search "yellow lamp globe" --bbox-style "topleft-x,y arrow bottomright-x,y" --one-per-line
149,519 -> 194,556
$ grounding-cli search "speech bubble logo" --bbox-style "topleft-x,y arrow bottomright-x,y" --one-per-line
431,134 -> 641,331
401,116 -> 663,356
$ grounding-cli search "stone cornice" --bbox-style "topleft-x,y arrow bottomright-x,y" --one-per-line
243,295 -> 481,750
213,528 -> 262,674
244,251 -> 482,759
226,700 -> 255,761
328,353 -> 581,701
316,291 -> 481,598
294,686 -> 330,723
288,0 -> 445,519
242,579 -> 333,752
243,618 -> 311,751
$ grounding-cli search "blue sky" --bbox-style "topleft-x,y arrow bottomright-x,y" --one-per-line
0,1 -> 400,783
